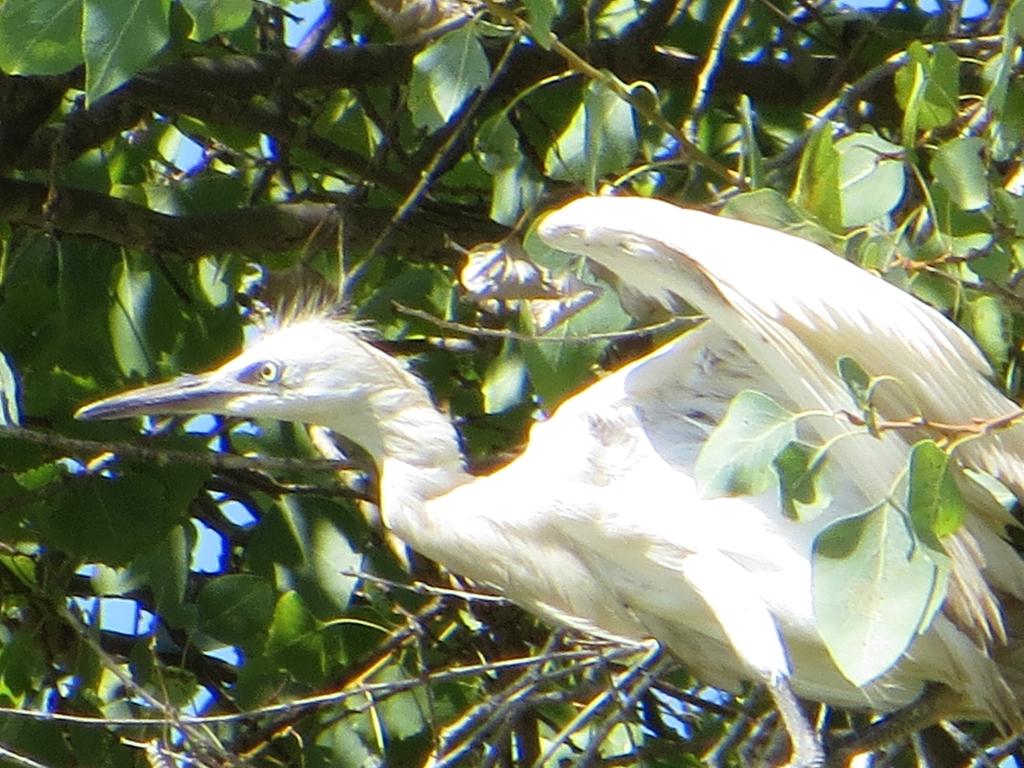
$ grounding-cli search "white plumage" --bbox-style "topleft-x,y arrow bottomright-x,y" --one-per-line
77,195 -> 1024,765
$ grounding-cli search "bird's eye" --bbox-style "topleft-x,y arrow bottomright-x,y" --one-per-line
258,361 -> 282,384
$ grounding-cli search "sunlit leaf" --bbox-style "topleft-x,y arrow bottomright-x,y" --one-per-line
966,294 -> 1010,368
835,133 -> 906,227
482,341 -> 528,414
180,0 -> 250,39
907,440 -> 966,541
794,127 -> 842,232
932,137 -> 989,211
695,390 -> 797,498
813,503 -> 944,685
409,21 -> 490,130
837,356 -> 872,411
544,81 -> 638,188
83,0 -> 171,104
895,42 -> 960,136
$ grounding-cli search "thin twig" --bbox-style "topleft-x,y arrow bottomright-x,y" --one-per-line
0,425 -> 357,474
395,302 -> 700,341
0,647 -> 639,729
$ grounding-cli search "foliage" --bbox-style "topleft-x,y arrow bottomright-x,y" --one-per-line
0,0 -> 1023,765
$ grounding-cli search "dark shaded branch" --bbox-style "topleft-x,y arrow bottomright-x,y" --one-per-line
14,85 -> 148,172
0,178 -> 506,258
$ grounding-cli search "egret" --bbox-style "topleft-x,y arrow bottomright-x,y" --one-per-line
76,195 -> 1024,766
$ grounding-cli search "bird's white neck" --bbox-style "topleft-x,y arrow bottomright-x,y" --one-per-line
338,368 -> 470,543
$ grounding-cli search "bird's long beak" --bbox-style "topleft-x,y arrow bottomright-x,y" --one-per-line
75,373 -> 254,421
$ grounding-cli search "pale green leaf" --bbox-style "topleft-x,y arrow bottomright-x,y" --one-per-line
83,0 -> 172,104
408,22 -> 490,130
722,189 -> 838,249
932,137 -> 989,211
813,504 -> 943,685
476,113 -> 543,224
0,0 -> 83,75
835,133 -> 906,227
695,390 -> 797,498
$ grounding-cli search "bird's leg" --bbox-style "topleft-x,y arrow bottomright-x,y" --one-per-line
766,672 -> 825,768
824,683 -> 960,767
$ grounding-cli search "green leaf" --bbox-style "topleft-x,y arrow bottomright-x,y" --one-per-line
82,0 -> 171,104
196,255 -> 237,308
722,189 -> 838,250
247,497 -> 361,616
13,463 -> 63,492
408,21 -> 490,130
835,133 -> 906,227
49,473 -> 180,565
482,341 -> 527,414
523,0 -> 559,47
107,259 -> 178,378
267,591 -> 328,685
966,295 -> 1010,368
544,81 -> 638,188
180,0 -> 250,40
738,95 -> 764,188
813,503 -> 943,685
198,573 -> 276,649
907,440 -> 966,542
894,42 -> 960,137
476,113 -> 544,225
0,0 -> 84,75
837,356 -> 872,411
794,127 -> 842,232
774,441 -> 829,519
128,525 -> 195,629
932,137 -> 989,212
695,390 -> 797,498
0,631 -> 48,695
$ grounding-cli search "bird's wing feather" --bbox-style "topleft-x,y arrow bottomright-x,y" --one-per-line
538,195 -> 1024,499
538,195 -> 1024,677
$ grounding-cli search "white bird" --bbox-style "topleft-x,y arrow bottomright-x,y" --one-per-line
76,195 -> 1024,766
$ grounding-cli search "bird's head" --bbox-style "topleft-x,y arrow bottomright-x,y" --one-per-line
76,316 -> 420,459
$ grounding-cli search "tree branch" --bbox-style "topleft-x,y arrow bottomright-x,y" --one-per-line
0,178 -> 505,259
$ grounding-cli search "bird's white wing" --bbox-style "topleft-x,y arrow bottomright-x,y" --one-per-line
538,195 -> 1024,690
538,195 -> 1024,502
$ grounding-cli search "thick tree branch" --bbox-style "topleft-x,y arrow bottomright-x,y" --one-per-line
0,178 -> 504,258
